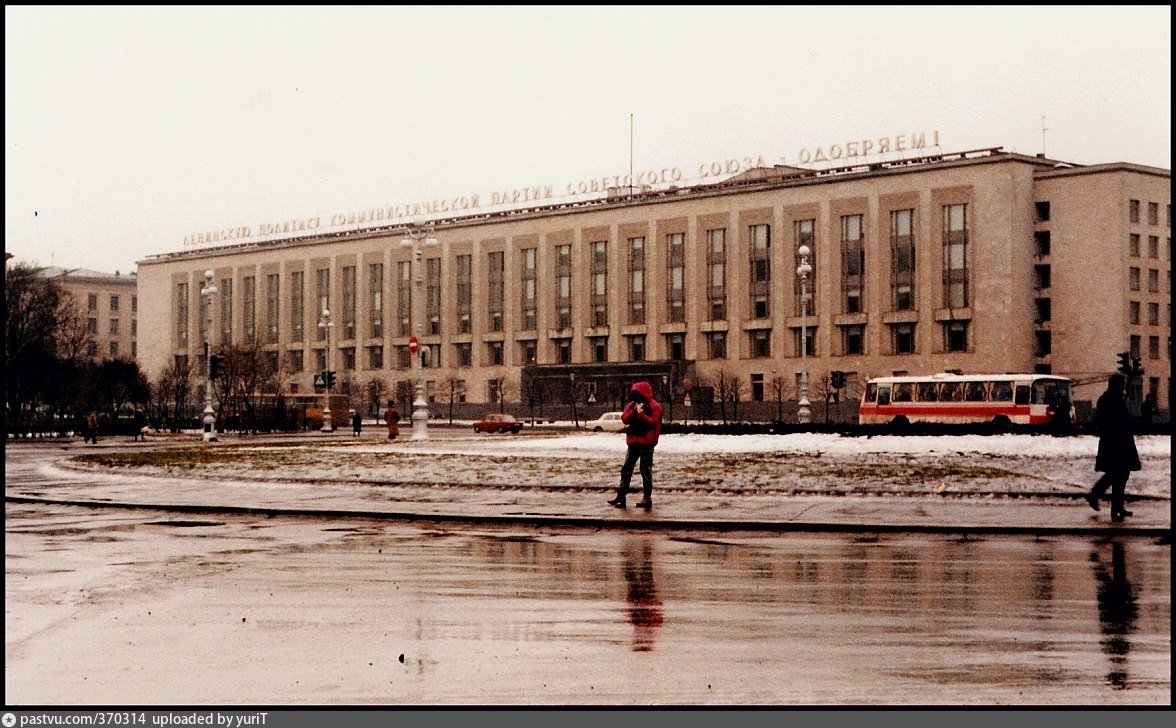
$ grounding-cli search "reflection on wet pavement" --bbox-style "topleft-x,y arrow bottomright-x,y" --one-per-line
5,504 -> 1170,705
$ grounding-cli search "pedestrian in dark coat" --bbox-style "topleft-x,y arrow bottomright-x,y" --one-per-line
1086,374 -> 1141,521
351,410 -> 363,437
132,406 -> 147,441
84,410 -> 99,444
608,381 -> 663,510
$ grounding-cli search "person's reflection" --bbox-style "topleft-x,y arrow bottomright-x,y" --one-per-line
1091,541 -> 1139,690
623,538 -> 663,652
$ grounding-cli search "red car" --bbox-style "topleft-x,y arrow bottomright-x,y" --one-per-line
473,413 -> 522,434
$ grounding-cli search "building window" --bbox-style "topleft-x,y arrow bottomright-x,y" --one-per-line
341,347 -> 355,371
88,317 -> 97,334
131,341 -> 136,358
943,203 -> 969,309
707,331 -> 727,359
219,278 -> 233,345
487,251 -> 505,333
520,340 -> 536,365
1035,230 -> 1051,257
591,241 -> 608,327
667,333 -> 685,360
1148,302 -> 1159,326
891,323 -> 916,355
1035,297 -> 1051,323
1129,334 -> 1140,359
397,346 -> 411,369
110,318 -> 119,335
1148,202 -> 1159,225
398,261 -> 412,336
1148,236 -> 1159,258
840,214 -> 865,313
88,341 -> 98,357
1129,267 -> 1141,291
287,350 -> 303,373
1130,234 -> 1141,257
520,248 -> 537,331
487,341 -> 504,366
794,326 -> 816,357
842,324 -> 864,355
1034,201 -> 1050,222
289,271 -> 304,343
557,244 -> 573,328
243,276 -> 256,344
110,294 -> 119,312
131,319 -> 137,336
749,223 -> 770,318
591,336 -> 608,363
628,335 -> 645,362
794,220 -> 816,316
426,258 -> 442,336
1148,269 -> 1159,293
557,339 -> 572,364
666,232 -> 685,323
1035,331 -> 1051,357
265,274 -> 280,343
944,321 -> 969,352
627,237 -> 644,325
132,296 -> 137,313
369,263 -> 384,338
749,329 -> 770,358
455,342 -> 472,367
1129,301 -> 1141,325
1129,199 -> 1140,224
367,346 -> 383,370
88,293 -> 98,311
750,373 -> 765,402
707,228 -> 726,321
451,254 -> 471,336
891,209 -> 915,310
1149,336 -> 1160,360
109,341 -> 118,359
176,282 -> 189,345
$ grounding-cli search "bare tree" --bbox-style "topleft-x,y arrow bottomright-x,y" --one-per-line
769,374 -> 790,422
714,367 -> 745,423
148,358 -> 195,433
438,376 -> 467,424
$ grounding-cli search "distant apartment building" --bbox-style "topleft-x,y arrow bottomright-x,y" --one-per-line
42,267 -> 139,362
136,147 -> 1171,417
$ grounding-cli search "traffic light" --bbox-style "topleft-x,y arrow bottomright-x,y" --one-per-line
209,354 -> 224,379
830,370 -> 845,389
1116,351 -> 1131,375
1131,356 -> 1144,378
326,370 -> 336,388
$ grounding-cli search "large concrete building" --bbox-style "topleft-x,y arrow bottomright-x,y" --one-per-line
136,147 -> 1170,419
41,267 -> 139,362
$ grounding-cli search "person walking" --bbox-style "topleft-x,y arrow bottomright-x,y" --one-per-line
385,402 -> 400,440
351,409 -> 363,438
1086,373 -> 1141,522
608,381 -> 662,510
132,406 -> 147,442
84,410 -> 99,444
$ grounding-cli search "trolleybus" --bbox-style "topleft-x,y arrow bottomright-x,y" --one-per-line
859,373 -> 1073,428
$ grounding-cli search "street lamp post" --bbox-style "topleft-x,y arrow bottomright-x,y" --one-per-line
200,270 -> 218,442
319,308 -> 334,432
400,223 -> 439,440
797,245 -> 813,425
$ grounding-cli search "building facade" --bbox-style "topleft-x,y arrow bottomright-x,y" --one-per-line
136,148 -> 1171,418
42,267 -> 139,362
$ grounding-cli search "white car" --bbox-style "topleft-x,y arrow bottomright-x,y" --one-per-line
586,411 -> 626,433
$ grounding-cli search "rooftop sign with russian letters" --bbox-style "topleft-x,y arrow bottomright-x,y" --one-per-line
182,129 -> 941,249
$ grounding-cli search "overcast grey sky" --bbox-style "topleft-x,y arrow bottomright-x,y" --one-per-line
5,5 -> 1171,275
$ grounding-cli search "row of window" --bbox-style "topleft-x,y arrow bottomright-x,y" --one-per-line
1128,233 -> 1170,260
176,204 -> 974,347
89,340 -> 135,359
1128,267 -> 1168,293
87,293 -> 136,312
1127,301 -> 1170,327
1127,199 -> 1169,227
87,318 -> 137,336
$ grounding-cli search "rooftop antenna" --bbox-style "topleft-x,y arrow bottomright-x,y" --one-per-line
629,113 -> 634,196
1041,115 -> 1049,157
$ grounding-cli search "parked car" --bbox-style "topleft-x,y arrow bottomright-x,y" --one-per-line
586,411 -> 626,433
473,413 -> 522,434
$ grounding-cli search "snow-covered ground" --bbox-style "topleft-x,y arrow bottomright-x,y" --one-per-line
97,431 -> 1171,501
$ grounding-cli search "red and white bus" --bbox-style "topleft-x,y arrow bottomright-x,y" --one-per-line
859,373 -> 1073,428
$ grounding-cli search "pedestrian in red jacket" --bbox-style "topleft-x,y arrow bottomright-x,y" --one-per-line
608,381 -> 662,510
